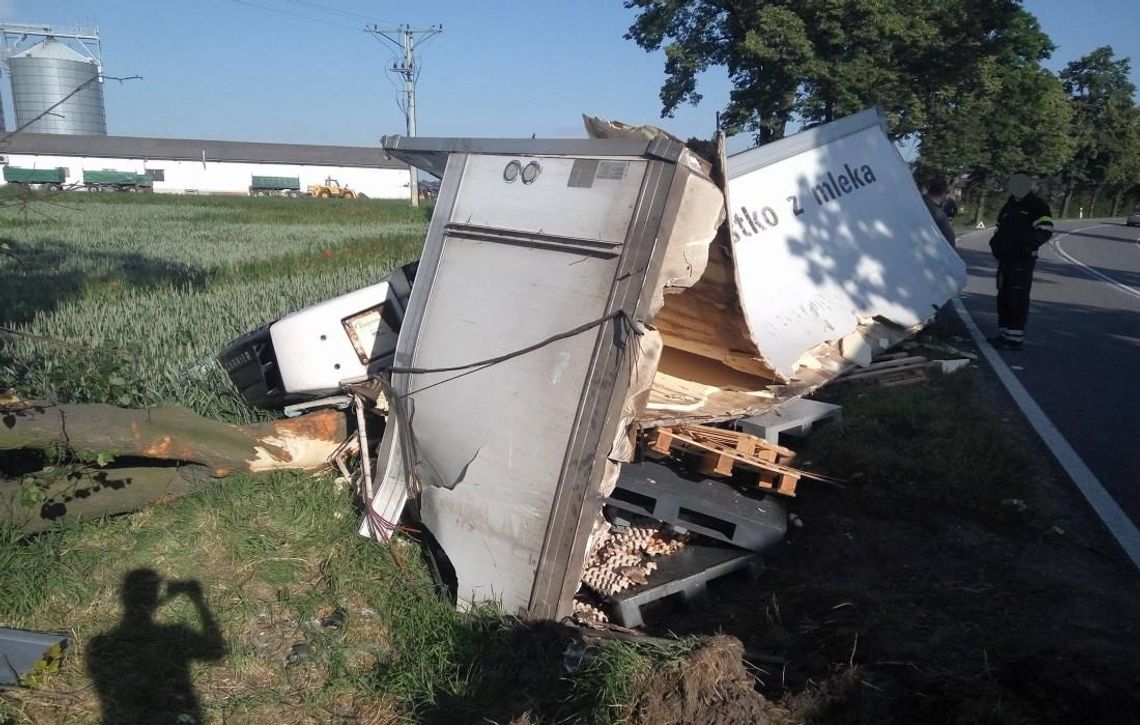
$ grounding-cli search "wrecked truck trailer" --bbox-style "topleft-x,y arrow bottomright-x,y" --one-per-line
371,132 -> 726,620
359,107 -> 965,621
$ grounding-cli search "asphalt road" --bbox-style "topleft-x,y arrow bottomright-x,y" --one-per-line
957,218 -> 1140,524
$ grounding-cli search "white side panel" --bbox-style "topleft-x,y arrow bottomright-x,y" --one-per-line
411,238 -> 618,613
270,281 -> 393,396
726,114 -> 967,378
451,155 -> 646,243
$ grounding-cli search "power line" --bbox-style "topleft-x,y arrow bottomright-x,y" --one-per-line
284,0 -> 389,24
229,0 -> 361,32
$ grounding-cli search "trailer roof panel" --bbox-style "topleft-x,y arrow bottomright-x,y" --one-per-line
0,133 -> 407,169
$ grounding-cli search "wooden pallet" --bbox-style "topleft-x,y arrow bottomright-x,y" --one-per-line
647,424 -> 804,496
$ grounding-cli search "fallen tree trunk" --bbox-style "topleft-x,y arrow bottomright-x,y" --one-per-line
1,464 -> 209,534
0,403 -> 350,534
1,404 -> 347,476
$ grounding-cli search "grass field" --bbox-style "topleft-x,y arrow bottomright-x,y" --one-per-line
0,192 -> 426,422
4,192 -> 1139,724
0,192 -> 672,724
0,471 -> 674,724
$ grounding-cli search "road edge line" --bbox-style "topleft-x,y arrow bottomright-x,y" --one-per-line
1049,224 -> 1140,301
951,296 -> 1140,569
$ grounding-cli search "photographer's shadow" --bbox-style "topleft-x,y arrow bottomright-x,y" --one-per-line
87,569 -> 226,724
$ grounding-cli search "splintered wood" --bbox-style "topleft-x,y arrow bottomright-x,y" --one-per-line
579,525 -> 686,598
834,352 -> 970,388
647,424 -> 803,496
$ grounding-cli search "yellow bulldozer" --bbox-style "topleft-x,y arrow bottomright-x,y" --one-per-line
307,177 -> 359,199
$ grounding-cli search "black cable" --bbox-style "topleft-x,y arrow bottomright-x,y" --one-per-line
385,310 -> 629,376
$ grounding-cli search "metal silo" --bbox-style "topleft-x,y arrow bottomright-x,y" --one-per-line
10,37 -> 106,135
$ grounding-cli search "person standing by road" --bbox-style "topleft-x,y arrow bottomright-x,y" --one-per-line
988,172 -> 1054,349
923,177 -> 957,247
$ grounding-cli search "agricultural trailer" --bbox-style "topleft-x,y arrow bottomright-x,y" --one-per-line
2,166 -> 67,191
249,175 -> 303,198
82,169 -> 153,193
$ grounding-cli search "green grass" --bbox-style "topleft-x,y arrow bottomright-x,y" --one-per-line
0,193 -> 425,273
802,370 -> 1037,527
0,192 -> 674,723
0,473 -> 675,724
0,193 -> 427,421
0,472 -> 413,723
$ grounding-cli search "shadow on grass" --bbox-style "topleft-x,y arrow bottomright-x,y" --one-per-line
0,237 -> 205,325
86,569 -> 226,725
374,588 -> 588,724
371,543 -> 650,725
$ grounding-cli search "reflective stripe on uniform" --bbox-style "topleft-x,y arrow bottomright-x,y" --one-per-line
1033,215 -> 1053,228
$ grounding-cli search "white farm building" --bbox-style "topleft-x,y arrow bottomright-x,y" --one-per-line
0,132 -> 410,198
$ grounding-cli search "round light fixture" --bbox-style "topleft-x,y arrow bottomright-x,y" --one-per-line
521,160 -> 542,184
503,160 -> 521,183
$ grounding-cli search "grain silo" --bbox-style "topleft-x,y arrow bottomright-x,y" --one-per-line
9,36 -> 106,135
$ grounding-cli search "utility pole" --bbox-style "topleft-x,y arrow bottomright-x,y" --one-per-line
365,23 -> 441,207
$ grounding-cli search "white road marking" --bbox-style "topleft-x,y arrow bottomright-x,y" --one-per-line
952,297 -> 1140,569
1049,223 -> 1140,301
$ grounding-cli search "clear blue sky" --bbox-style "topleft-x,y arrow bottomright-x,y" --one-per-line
3,0 -> 1138,147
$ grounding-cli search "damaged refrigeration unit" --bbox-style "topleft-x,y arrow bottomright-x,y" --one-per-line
219,108 -> 965,623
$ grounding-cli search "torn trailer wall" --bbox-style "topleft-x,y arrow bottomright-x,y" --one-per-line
371,134 -> 724,619
365,108 -> 965,621
644,108 -> 967,425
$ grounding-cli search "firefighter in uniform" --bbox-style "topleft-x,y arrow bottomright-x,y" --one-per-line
988,172 -> 1054,349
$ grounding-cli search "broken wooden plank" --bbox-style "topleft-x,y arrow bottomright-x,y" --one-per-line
873,351 -> 913,362
834,355 -> 970,387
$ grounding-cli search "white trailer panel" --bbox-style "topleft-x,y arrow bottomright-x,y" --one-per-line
725,108 -> 967,378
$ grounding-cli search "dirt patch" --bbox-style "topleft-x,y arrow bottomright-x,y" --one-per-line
626,635 -> 780,724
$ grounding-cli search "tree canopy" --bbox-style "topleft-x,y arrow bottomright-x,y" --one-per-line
625,1 -> 1139,214
1060,47 -> 1138,195
626,0 -> 1048,140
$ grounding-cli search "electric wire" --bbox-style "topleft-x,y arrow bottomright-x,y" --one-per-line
230,0 -> 360,32
285,0 -> 390,24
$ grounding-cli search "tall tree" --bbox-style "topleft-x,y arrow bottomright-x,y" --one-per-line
1105,106 -> 1140,216
624,0 -> 1045,142
1059,47 -> 1138,217
916,8 -> 1073,220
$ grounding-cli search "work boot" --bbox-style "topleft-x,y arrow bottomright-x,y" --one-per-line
988,335 -> 1023,350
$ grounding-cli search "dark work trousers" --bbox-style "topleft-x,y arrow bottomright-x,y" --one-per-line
996,258 -> 1037,333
